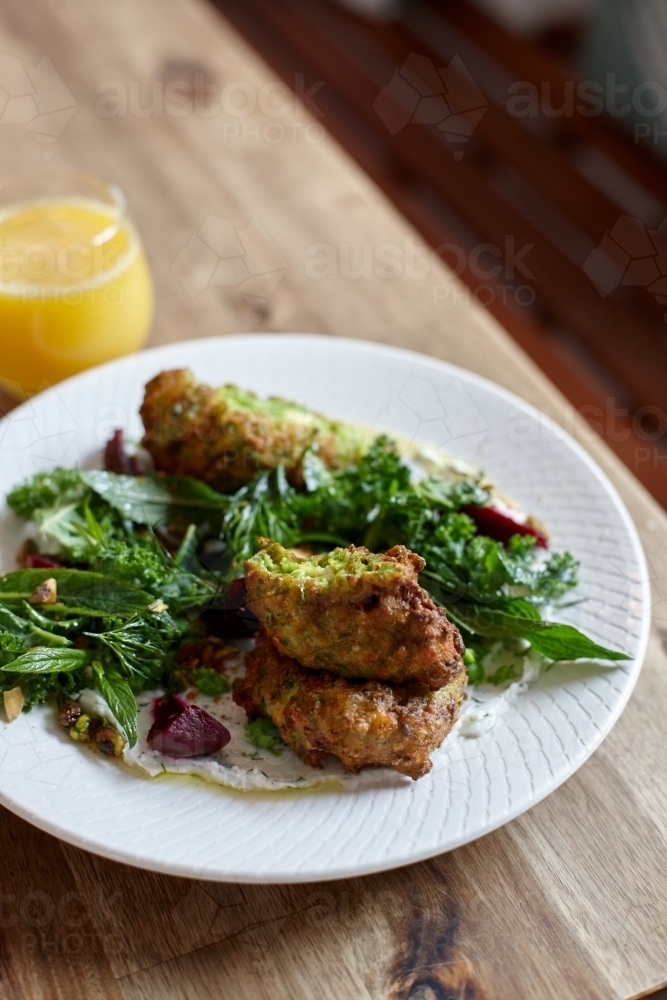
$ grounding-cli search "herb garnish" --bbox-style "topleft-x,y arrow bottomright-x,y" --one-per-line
1,433 -> 628,745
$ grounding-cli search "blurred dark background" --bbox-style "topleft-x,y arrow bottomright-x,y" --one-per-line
213,0 -> 667,508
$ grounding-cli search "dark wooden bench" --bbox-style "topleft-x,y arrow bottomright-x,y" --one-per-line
212,0 -> 667,507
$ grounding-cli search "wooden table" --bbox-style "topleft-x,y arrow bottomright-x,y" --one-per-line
1,2 -> 667,997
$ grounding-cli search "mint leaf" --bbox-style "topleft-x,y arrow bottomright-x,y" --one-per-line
0,569 -> 153,616
448,603 -> 630,661
92,661 -> 137,746
528,625 -> 631,663
5,647 -> 89,674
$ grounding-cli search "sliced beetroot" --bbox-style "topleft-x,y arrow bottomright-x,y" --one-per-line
104,428 -> 148,476
462,504 -> 548,550
148,696 -> 230,758
201,578 -> 260,638
26,552 -> 62,569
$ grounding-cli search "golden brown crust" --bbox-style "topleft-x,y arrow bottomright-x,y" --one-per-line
140,369 -> 366,493
244,543 -> 465,689
233,632 -> 467,780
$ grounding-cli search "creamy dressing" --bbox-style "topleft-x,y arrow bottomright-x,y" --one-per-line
81,646 -> 412,792
76,639 -> 548,792
457,646 -> 545,738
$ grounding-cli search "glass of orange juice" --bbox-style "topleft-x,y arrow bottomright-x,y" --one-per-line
0,169 -> 154,396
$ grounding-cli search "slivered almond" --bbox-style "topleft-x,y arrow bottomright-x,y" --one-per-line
3,687 -> 24,722
29,577 -> 57,605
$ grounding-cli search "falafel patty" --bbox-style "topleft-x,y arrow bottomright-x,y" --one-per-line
234,632 -> 467,779
244,541 -> 465,689
140,369 -> 368,492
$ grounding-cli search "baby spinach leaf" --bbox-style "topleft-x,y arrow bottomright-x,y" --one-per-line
81,471 -> 227,527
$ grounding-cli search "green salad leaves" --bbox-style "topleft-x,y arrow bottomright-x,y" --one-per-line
0,433 -> 628,741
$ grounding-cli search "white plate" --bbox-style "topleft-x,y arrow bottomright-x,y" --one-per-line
0,335 -> 650,883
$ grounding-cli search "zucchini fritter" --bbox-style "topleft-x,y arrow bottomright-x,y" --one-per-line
234,632 -> 467,779
244,541 -> 465,689
140,369 -> 368,492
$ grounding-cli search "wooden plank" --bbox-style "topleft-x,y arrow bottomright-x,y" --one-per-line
430,0 -> 667,206
218,0 -> 667,416
374,9 -> 667,333
0,0 -> 667,998
0,810 -> 125,1000
368,15 -> 665,250
209,0 -> 667,508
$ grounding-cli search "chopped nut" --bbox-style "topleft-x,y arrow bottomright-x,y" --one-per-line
69,713 -> 93,742
94,725 -> 125,757
214,645 -> 237,662
3,687 -> 24,722
148,599 -> 168,614
202,644 -> 214,667
58,700 -> 81,729
29,577 -> 57,605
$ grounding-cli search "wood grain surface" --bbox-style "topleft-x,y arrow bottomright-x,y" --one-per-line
1,2 -> 667,998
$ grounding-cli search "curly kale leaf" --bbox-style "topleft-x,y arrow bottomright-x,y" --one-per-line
8,469 -> 217,612
0,662 -> 88,712
218,466 -> 302,576
7,469 -> 88,520
420,522 -> 579,607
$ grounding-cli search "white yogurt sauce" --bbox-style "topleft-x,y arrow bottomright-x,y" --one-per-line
80,646 -> 413,792
76,639 -> 548,792
457,646 -> 546,738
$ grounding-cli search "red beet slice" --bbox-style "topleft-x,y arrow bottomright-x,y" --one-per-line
148,696 -> 231,758
462,504 -> 548,549
26,553 -> 62,569
202,578 -> 261,638
104,428 -> 148,475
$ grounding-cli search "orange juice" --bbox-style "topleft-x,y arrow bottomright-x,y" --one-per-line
0,197 -> 153,395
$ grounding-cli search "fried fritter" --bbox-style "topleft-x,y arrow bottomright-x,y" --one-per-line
244,541 -> 465,689
140,369 -> 368,492
234,632 -> 467,779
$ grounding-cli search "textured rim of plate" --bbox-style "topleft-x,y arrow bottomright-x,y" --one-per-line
0,334 -> 651,883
